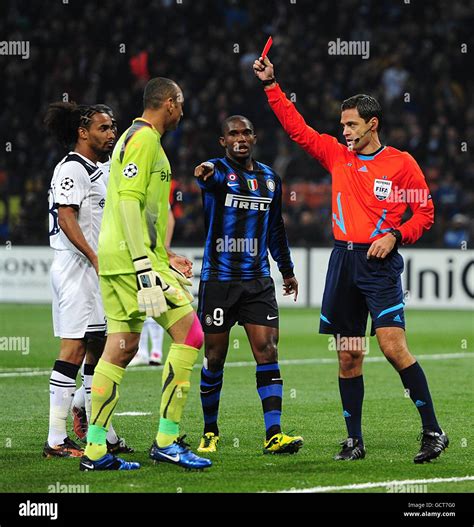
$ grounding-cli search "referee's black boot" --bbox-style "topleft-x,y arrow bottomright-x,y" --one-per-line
414,429 -> 449,464
334,437 -> 366,460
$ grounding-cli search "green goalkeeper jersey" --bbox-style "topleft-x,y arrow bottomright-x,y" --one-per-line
98,118 -> 171,275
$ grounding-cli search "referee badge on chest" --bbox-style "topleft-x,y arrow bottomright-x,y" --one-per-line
373,178 -> 392,201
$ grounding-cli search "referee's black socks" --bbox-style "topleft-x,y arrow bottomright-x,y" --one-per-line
338,375 -> 364,444
399,362 -> 442,434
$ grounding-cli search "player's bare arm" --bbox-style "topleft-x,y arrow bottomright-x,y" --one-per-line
166,241 -> 193,278
165,211 -> 193,278
168,253 -> 193,279
165,208 -> 176,249
58,205 -> 98,273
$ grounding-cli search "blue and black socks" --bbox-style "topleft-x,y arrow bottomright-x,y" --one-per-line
200,366 -> 224,435
256,362 -> 283,440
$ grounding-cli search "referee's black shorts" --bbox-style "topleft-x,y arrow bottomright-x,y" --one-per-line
319,241 -> 405,337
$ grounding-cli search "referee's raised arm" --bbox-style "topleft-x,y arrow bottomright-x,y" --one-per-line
253,56 -> 341,171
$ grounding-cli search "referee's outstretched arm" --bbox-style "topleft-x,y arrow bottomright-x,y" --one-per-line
253,56 -> 341,171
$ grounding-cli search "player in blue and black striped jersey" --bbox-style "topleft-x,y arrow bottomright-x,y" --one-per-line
194,115 -> 303,455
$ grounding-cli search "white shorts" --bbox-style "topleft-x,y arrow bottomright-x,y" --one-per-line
50,251 -> 106,339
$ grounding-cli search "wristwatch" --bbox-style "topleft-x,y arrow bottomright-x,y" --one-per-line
390,229 -> 402,243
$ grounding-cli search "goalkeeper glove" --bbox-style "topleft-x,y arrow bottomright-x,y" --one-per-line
169,264 -> 194,302
133,256 -> 174,317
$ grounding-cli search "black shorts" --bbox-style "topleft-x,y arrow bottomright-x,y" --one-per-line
319,241 -> 405,337
197,277 -> 279,333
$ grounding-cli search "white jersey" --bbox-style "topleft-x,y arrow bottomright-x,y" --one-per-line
48,152 -> 106,254
97,157 -> 111,186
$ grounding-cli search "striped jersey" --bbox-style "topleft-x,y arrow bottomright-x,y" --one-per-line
197,156 -> 294,281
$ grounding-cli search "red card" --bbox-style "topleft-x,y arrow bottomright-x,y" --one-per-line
261,36 -> 273,59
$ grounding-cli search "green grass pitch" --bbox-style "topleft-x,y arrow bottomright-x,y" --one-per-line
0,305 -> 472,493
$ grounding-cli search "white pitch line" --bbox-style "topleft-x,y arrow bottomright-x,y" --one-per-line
228,352 -> 473,368
0,352 -> 472,378
115,411 -> 151,416
0,368 -> 44,372
278,475 -> 474,493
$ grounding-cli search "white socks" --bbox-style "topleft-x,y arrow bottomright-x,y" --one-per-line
48,360 -> 79,447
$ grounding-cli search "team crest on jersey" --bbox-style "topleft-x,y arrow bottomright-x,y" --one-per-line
373,178 -> 392,201
247,179 -> 258,191
60,177 -> 74,191
123,162 -> 138,179
266,179 -> 275,192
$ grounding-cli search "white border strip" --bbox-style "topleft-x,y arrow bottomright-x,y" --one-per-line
279,475 -> 474,493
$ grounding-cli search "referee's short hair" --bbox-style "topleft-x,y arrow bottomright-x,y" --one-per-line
341,94 -> 383,133
143,77 -> 180,110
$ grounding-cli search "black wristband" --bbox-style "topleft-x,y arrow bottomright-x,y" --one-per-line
390,229 -> 402,243
132,256 -> 148,263
133,256 -> 152,273
262,77 -> 276,86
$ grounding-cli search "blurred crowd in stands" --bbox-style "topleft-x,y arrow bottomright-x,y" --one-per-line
0,0 -> 472,248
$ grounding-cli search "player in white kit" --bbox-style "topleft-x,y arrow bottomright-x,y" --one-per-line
43,102 -> 129,457
69,104 -> 123,442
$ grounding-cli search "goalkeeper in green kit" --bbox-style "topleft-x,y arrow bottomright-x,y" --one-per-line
79,78 -> 212,471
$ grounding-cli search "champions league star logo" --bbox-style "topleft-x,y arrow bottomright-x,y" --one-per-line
123,162 -> 139,179
60,177 -> 74,191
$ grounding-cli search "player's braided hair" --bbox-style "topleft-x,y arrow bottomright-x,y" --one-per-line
44,101 -> 103,147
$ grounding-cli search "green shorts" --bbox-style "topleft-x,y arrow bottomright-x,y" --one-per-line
100,269 -> 194,334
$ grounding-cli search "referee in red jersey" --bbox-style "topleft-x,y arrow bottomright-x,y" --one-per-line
254,56 -> 448,464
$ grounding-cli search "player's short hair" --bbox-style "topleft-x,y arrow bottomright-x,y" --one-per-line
143,77 -> 180,110
341,94 -> 383,133
44,102 -> 104,147
221,115 -> 254,136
